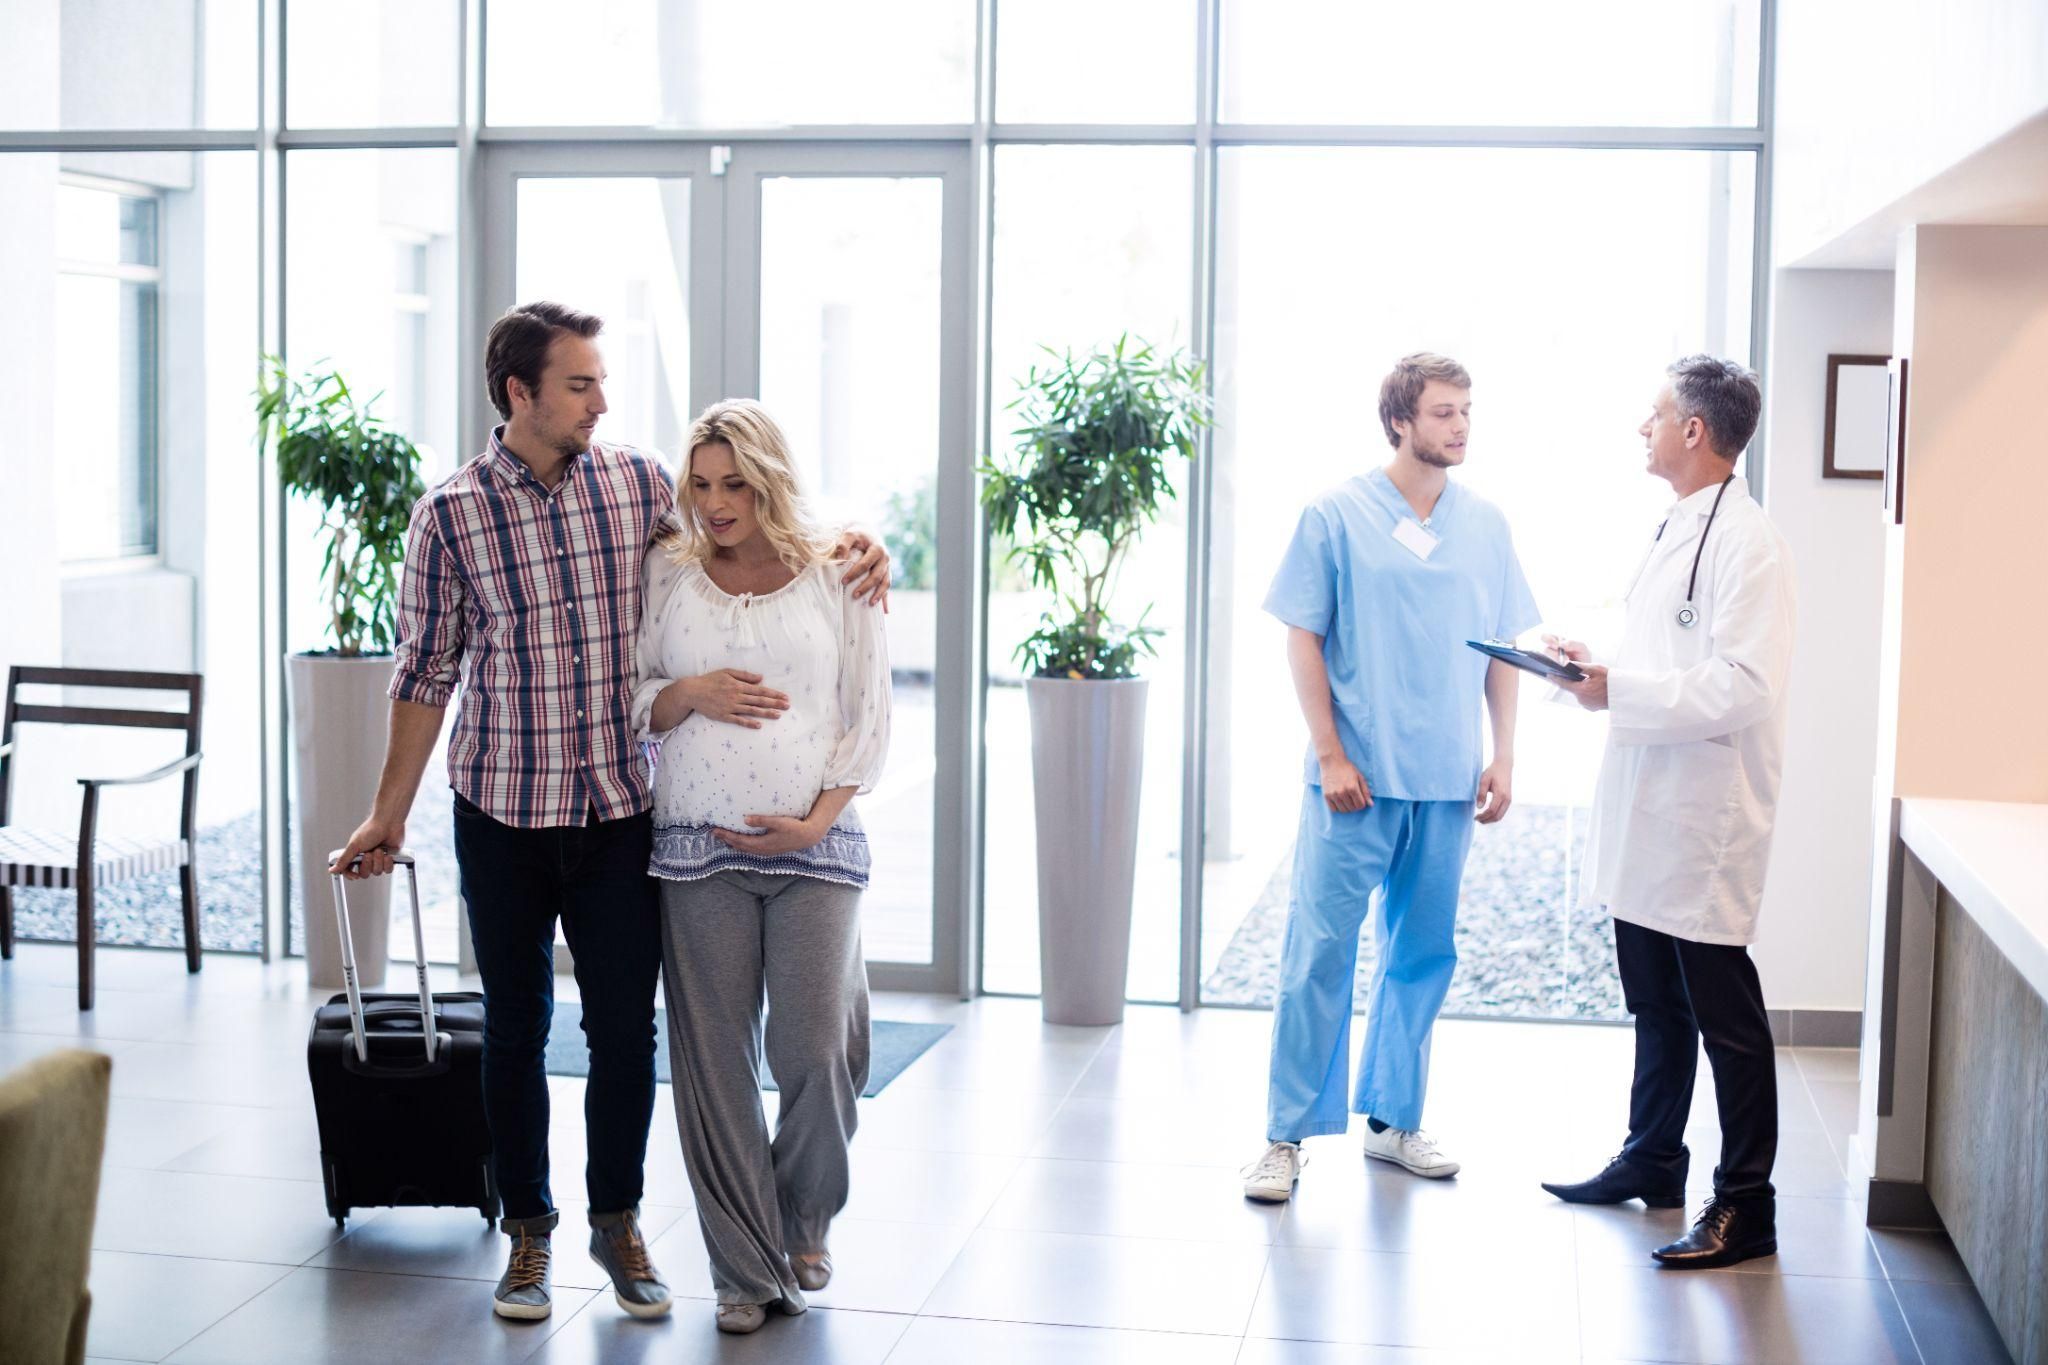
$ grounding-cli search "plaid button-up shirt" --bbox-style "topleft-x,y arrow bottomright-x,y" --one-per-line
389,428 -> 678,829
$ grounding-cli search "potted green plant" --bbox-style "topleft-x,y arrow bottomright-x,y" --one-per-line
257,358 -> 424,987
981,336 -> 1210,1023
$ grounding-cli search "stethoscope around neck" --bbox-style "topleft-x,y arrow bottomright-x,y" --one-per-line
1651,474 -> 1735,630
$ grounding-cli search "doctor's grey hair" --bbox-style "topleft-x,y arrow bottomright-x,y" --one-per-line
1667,354 -> 1761,459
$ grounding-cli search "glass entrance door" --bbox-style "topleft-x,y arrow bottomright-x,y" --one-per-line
478,141 -> 973,993
722,145 -> 973,991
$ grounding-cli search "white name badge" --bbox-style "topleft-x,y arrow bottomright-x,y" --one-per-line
1392,518 -> 1440,560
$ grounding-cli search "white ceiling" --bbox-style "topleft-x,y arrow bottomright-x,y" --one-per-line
1789,106 -> 2048,269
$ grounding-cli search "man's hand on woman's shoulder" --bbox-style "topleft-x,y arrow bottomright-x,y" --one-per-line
831,528 -> 892,610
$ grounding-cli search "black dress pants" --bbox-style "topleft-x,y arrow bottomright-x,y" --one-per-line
1614,917 -> 1777,1209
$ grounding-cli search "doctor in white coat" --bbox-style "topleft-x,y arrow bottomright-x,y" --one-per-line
1539,355 -> 1796,1271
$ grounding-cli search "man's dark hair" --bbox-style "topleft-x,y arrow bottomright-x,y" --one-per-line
1667,354 -> 1762,458
484,301 -> 603,420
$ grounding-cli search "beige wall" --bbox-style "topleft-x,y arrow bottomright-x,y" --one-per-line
1885,224 -> 2048,801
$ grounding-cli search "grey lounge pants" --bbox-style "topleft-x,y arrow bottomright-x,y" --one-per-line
657,871 -> 870,1307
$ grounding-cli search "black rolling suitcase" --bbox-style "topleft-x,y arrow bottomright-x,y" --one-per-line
307,848 -> 498,1229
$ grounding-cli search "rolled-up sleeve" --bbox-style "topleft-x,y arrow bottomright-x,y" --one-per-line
823,579 -> 892,792
388,497 -> 464,707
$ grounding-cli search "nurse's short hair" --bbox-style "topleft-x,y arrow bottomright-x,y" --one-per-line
1378,353 -> 1472,449
1667,354 -> 1762,458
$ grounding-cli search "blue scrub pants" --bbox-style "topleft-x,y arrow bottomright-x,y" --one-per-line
1266,790 -> 1473,1140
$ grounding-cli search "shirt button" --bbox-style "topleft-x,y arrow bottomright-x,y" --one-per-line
573,654 -> 581,664
576,709 -> 585,718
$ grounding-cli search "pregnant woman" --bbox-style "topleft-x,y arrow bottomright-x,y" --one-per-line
630,399 -> 891,1335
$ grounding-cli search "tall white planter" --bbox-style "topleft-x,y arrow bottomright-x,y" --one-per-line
1026,676 -> 1148,1025
287,653 -> 395,989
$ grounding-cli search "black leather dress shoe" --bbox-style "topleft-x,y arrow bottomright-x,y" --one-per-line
1652,1198 -> 1777,1269
1541,1152 -> 1686,1207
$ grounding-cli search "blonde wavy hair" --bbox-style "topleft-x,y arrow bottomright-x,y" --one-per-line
665,399 -> 837,571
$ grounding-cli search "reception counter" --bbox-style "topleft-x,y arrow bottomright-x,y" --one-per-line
1857,798 -> 2048,1365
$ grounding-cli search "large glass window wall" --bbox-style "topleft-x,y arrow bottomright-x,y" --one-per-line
282,148 -> 462,961
1202,147 -> 1756,1020
0,149 -> 264,955
2,2 -> 1768,1006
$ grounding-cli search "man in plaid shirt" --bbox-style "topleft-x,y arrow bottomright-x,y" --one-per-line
332,302 -> 890,1323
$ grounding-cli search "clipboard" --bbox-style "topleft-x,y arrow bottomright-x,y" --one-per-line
1466,639 -> 1587,683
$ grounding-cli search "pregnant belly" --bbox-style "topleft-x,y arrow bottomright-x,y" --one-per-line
654,710 -> 833,827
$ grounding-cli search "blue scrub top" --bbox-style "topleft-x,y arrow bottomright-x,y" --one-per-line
1264,468 -> 1541,801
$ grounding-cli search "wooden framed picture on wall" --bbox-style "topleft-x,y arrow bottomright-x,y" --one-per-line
1822,353 -> 1890,480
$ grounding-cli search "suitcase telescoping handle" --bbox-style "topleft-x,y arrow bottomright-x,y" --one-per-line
326,848 -> 443,1066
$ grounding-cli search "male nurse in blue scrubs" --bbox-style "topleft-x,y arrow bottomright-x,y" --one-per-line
1242,352 -> 1540,1203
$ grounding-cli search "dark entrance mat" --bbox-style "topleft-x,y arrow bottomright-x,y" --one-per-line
544,1002 -> 950,1097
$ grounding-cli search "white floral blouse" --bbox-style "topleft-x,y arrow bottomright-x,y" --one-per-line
630,550 -> 891,887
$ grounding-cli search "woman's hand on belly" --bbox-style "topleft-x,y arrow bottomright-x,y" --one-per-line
712,785 -> 858,855
659,669 -> 791,730
713,812 -> 830,856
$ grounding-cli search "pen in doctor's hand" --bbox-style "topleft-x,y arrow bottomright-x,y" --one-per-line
1543,633 -> 1591,664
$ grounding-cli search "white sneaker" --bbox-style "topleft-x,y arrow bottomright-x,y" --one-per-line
1362,1125 -> 1461,1178
1241,1141 -> 1306,1202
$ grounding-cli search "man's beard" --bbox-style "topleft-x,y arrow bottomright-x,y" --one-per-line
1413,443 -> 1457,469
549,423 -> 593,457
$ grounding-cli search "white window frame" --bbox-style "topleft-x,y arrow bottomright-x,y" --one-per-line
55,171 -> 166,567
388,227 -> 434,441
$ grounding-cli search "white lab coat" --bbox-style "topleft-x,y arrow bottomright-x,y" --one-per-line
1577,476 -> 1798,945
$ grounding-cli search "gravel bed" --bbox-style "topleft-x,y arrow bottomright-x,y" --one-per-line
13,810 -> 268,953
13,785 -> 464,957
1201,804 -> 1628,1022
18,792 -> 1626,1024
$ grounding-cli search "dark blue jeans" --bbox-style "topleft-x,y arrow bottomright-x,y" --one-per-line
452,793 -> 661,1229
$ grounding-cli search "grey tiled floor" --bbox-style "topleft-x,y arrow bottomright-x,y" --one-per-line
0,942 -> 2014,1364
